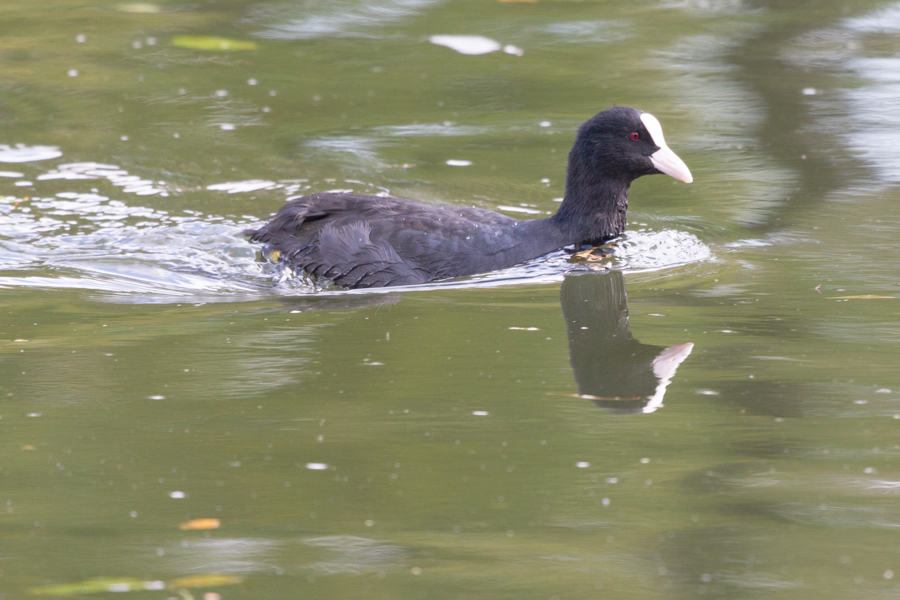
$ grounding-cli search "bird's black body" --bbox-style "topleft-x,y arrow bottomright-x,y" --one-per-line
248,107 -> 690,289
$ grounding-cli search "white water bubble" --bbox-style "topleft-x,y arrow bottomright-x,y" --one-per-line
207,180 -> 277,194
497,205 -> 541,215
0,145 -> 62,163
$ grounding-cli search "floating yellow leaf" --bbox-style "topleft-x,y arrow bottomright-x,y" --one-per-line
829,295 -> 895,299
168,574 -> 242,588
21,444 -> 35,450
29,577 -> 153,595
179,518 -> 221,530
171,36 -> 258,51
28,575 -> 239,596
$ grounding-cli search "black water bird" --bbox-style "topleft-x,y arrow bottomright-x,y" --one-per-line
248,107 -> 692,289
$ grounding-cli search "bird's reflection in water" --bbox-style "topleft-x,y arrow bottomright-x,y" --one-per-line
560,271 -> 693,413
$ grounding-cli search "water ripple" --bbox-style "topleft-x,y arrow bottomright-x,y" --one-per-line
1,159 -> 711,302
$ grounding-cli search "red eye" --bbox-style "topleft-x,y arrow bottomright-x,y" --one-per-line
630,132 -> 640,141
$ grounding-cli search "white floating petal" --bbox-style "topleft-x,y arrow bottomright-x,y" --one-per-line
430,35 -> 501,55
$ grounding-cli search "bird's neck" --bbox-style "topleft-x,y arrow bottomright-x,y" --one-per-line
551,175 -> 631,246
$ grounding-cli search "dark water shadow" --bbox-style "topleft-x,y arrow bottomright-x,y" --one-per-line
727,0 -> 878,232
560,271 -> 693,414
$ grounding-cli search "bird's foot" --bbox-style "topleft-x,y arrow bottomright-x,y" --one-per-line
262,247 -> 282,263
569,244 -> 616,262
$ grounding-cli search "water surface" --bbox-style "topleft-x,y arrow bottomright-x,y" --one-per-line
2,1 -> 900,599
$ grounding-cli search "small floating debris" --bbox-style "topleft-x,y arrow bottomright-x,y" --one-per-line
28,574 -> 242,596
429,35 -> 524,56
306,462 -> 329,470
509,327 -> 539,331
430,35 -> 501,55
446,159 -> 472,166
169,491 -> 186,499
29,578 -> 159,596
171,36 -> 258,51
472,411 -> 489,416
168,574 -> 243,589
178,518 -> 221,530
575,461 -> 590,468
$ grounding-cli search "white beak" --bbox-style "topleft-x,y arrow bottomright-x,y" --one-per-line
640,112 -> 693,184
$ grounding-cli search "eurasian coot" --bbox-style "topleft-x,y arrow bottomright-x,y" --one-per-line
248,107 -> 692,289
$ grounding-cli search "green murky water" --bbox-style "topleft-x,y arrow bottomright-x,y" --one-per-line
3,1 -> 900,598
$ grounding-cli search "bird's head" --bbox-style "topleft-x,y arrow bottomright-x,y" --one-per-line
571,107 -> 693,185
